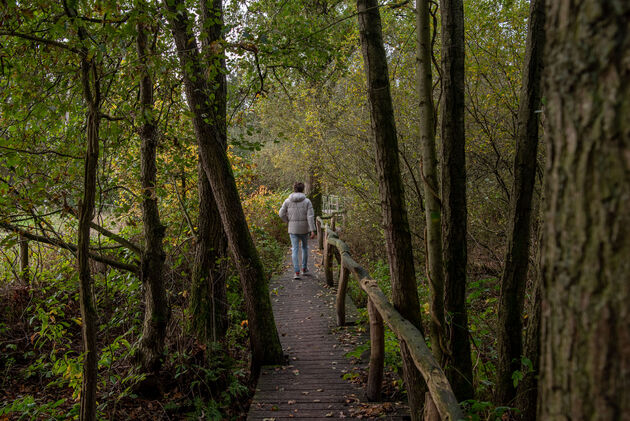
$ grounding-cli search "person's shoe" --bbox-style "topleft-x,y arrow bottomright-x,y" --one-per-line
302,268 -> 309,276
293,272 -> 301,279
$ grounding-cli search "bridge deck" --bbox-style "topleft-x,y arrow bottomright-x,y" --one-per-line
247,239 -> 408,420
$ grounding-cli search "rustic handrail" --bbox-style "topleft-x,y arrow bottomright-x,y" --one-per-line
316,217 -> 463,421
316,214 -> 337,251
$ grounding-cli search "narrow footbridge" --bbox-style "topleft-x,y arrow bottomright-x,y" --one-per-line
247,217 -> 463,421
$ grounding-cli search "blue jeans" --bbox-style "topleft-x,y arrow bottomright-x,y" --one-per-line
289,233 -> 309,273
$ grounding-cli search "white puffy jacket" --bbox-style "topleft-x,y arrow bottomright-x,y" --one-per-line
279,192 -> 316,234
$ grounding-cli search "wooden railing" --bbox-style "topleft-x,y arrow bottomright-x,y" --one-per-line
315,216 -> 464,421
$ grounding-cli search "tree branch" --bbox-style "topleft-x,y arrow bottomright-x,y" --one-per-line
100,113 -> 125,121
0,222 -> 139,274
0,144 -> 81,160
0,31 -> 82,55
88,222 -> 142,256
171,176 -> 197,239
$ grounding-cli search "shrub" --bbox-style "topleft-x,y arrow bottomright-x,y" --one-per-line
242,186 -> 290,246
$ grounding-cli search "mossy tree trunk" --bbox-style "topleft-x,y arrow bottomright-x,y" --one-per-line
439,0 -> 474,401
19,234 -> 29,283
515,274 -> 540,420
187,0 -> 229,345
76,69 -> 99,421
136,15 -> 169,376
357,1 -> 426,418
306,169 -> 322,218
495,0 -> 545,406
540,1 -> 630,419
416,0 -> 445,365
64,2 -> 100,418
190,162 -> 229,343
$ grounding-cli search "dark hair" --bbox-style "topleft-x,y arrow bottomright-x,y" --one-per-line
293,182 -> 305,192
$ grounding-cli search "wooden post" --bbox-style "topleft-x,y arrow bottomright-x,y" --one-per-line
334,247 -> 341,265
367,297 -> 384,401
327,228 -> 463,419
360,278 -> 464,420
323,232 -> 334,287
331,215 -> 336,231
19,234 -> 29,283
336,262 -> 350,326
316,218 -> 324,250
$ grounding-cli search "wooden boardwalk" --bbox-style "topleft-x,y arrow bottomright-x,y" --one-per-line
248,240 -> 408,420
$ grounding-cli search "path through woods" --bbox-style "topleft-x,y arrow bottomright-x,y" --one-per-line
247,239 -> 409,420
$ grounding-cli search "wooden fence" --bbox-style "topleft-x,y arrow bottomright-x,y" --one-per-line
315,216 -> 464,421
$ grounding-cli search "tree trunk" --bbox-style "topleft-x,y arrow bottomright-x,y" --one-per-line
306,168 -> 322,218
540,2 -> 630,419
136,18 -> 169,376
356,1 -> 426,418
65,2 -> 100,417
77,86 -> 99,421
515,274 -> 540,420
164,0 -> 283,368
416,0 -> 445,364
187,0 -> 230,345
439,0 -> 474,401
19,234 -> 29,283
495,0 -> 545,405
190,161 -> 229,343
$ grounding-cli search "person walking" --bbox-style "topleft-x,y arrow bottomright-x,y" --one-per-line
279,182 -> 316,279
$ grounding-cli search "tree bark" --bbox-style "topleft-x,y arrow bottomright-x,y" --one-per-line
495,0 -> 545,405
416,0 -> 445,364
77,67 -> 99,421
19,234 -> 29,283
306,168 -> 322,218
164,0 -> 283,368
187,0 -> 229,345
136,17 -> 169,376
439,0 -> 474,401
540,1 -> 630,419
64,1 -> 100,417
515,274 -> 540,420
356,1 -> 426,418
190,160 -> 229,343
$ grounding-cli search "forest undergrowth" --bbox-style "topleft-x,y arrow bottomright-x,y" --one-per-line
1,251 -> 251,420
0,188 -> 288,420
